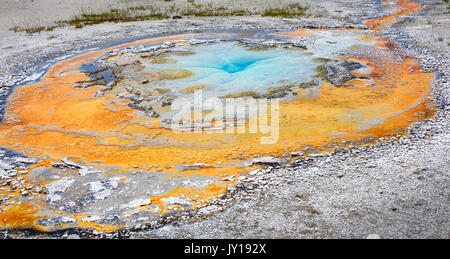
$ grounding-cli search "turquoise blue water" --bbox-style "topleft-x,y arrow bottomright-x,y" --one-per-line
143,42 -> 321,98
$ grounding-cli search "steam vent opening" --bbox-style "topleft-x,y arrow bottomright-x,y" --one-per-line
0,0 -> 439,235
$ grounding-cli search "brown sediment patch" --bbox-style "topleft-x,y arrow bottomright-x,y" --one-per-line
220,91 -> 260,99
154,88 -> 171,94
245,46 -> 278,51
381,41 -> 397,51
180,84 -> 207,94
149,57 -> 177,64
268,85 -> 298,93
157,69 -> 195,80
169,50 -> 197,56
312,57 -> 331,63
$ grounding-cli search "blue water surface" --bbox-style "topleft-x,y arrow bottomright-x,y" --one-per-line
143,42 -> 321,98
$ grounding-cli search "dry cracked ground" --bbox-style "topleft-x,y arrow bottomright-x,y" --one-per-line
0,0 -> 449,239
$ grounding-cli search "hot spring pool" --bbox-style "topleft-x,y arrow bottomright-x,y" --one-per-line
0,25 -> 435,232
141,42 -> 321,99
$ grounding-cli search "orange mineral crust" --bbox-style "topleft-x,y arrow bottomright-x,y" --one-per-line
363,0 -> 423,30
0,0 -> 434,232
0,203 -> 43,230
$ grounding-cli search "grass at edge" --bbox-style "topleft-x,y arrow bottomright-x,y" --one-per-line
9,3 -> 311,34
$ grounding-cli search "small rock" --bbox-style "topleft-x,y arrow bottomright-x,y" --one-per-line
246,157 -> 288,166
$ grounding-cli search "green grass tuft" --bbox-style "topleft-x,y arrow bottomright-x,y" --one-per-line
9,25 -> 58,34
58,7 -> 170,28
262,4 -> 309,18
9,2 -> 313,33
